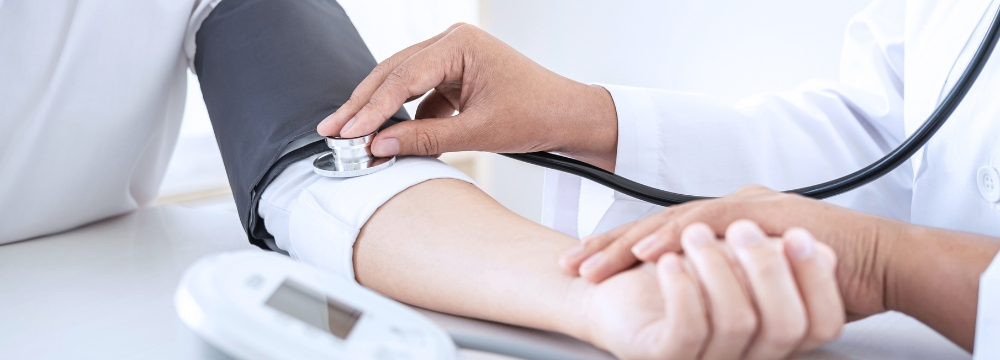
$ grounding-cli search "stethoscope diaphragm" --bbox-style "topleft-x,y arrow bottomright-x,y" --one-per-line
313,131 -> 396,178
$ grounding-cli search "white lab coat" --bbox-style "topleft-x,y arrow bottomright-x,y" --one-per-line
542,0 -> 1000,356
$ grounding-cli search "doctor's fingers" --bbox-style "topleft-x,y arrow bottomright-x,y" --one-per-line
343,28 -> 474,139
568,199 -> 732,283
725,221 -> 808,360
781,228 -> 844,355
372,109 -> 509,157
559,224 -> 629,275
559,206 -> 686,279
317,22 -> 468,137
582,188 -> 798,282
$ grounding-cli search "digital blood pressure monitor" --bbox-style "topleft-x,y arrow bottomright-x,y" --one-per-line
175,251 -> 457,360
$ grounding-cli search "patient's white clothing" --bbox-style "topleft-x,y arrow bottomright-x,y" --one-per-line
258,156 -> 472,282
0,0 -> 220,244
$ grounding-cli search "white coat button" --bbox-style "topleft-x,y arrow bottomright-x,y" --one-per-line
977,166 -> 1000,202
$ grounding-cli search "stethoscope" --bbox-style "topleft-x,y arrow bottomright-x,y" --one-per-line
316,7 -> 1000,206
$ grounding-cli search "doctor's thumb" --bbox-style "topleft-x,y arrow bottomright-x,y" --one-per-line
371,115 -> 479,157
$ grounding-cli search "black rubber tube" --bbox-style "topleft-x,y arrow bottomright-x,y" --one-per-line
503,6 -> 1000,207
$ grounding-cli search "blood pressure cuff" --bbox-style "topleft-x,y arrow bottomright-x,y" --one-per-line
195,0 -> 409,249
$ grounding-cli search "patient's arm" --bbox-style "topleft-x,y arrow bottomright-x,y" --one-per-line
353,178 -> 846,360
355,178 -> 711,360
261,157 -> 705,359
354,178 -> 589,336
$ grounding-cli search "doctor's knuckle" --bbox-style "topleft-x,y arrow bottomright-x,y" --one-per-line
654,206 -> 677,220
385,65 -> 414,92
690,203 -> 727,224
735,184 -> 772,197
414,128 -> 442,155
450,23 -> 481,40
362,95 -> 393,123
345,91 -> 366,108
445,22 -> 469,32
370,60 -> 393,80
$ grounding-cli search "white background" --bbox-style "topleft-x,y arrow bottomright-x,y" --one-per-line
159,0 -> 873,226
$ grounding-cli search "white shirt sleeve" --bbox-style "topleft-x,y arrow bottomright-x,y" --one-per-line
543,0 -> 912,234
257,156 -> 473,282
974,252 -> 1000,358
184,0 -> 223,71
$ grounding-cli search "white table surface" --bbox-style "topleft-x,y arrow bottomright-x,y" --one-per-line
0,205 -> 972,360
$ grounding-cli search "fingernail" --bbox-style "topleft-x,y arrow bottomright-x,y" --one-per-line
340,117 -> 356,136
372,138 -> 400,156
579,253 -> 603,275
728,221 -> 763,247
631,234 -> 658,257
784,230 -> 816,260
659,254 -> 683,273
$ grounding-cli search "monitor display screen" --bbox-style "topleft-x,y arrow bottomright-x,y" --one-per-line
265,279 -> 362,339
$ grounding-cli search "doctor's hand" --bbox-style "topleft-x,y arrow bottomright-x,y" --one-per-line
559,185 -> 899,321
316,23 -> 619,172
578,220 -> 843,360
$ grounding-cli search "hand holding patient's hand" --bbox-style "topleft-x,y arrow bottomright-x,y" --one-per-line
581,221 -> 843,360
560,185 -> 899,321
317,23 -> 619,171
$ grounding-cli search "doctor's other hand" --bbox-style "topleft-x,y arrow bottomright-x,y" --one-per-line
316,23 -> 619,172
559,185 -> 898,321
579,221 -> 843,360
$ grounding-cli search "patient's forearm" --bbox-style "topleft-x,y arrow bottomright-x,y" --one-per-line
353,179 -> 587,338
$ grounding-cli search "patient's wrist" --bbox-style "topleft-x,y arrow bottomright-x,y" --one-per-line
551,276 -> 601,345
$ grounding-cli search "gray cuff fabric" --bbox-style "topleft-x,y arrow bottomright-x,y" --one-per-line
194,0 -> 409,248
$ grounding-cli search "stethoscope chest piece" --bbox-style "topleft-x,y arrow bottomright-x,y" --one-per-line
313,131 -> 396,178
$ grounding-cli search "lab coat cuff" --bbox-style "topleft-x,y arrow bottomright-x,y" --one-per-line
286,156 -> 474,282
974,250 -> 1000,359
541,169 -> 581,238
599,84 -> 728,200
600,84 -> 663,197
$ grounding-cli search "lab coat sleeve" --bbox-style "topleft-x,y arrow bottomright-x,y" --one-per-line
543,0 -> 912,234
257,156 -> 474,282
974,252 -> 1000,358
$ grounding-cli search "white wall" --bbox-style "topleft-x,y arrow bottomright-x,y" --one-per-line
482,0 -> 873,227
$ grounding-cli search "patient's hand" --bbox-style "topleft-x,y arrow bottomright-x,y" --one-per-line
578,221 -> 843,360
